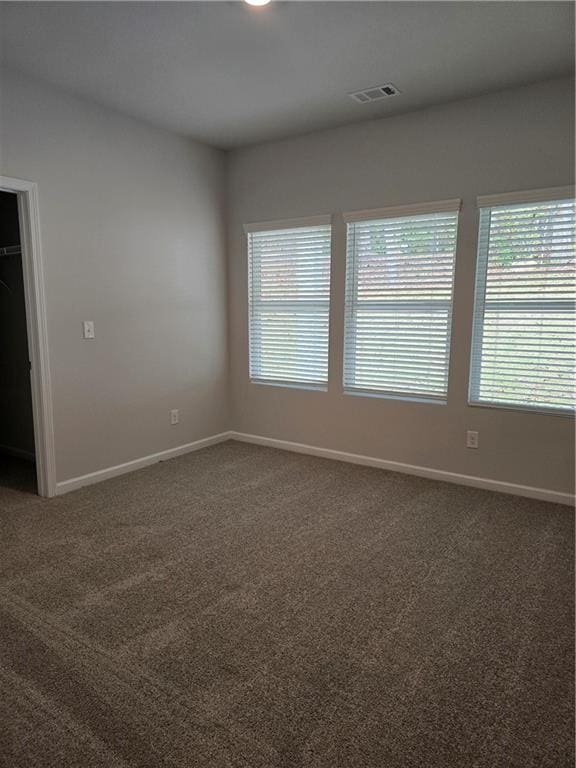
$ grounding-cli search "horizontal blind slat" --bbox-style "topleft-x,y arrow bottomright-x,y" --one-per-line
469,197 -> 575,412
344,209 -> 459,400
248,224 -> 332,387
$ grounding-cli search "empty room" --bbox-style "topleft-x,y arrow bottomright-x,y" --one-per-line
0,1 -> 574,766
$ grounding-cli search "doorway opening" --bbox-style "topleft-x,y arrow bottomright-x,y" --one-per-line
0,191 -> 37,494
0,177 -> 56,497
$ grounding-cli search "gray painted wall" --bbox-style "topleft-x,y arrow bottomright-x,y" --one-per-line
0,70 -> 229,482
0,70 -> 573,495
227,78 -> 575,495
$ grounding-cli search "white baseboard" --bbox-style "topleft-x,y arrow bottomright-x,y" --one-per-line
54,428 -> 574,506
228,431 -> 575,507
55,432 -> 231,495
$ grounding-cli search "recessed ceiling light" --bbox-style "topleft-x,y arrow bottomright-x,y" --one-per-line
244,0 -> 271,6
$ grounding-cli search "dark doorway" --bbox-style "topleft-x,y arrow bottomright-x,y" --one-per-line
0,190 -> 37,495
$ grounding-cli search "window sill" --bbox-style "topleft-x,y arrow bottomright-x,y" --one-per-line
250,378 -> 327,392
468,400 -> 574,418
343,387 -> 446,405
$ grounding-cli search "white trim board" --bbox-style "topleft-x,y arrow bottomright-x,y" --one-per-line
343,197 -> 461,223
55,432 -> 230,495
477,185 -> 574,208
228,432 -> 574,507
243,214 -> 331,234
55,429 -> 574,506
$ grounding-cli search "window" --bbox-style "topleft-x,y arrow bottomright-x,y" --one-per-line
469,190 -> 575,414
246,217 -> 332,389
343,200 -> 460,402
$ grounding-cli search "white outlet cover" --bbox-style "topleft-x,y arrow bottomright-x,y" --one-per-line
466,430 -> 479,449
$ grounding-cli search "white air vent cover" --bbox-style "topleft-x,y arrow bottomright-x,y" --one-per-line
349,83 -> 401,104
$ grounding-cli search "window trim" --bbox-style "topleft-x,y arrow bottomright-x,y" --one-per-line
468,186 -> 575,416
244,214 -> 331,234
468,399 -> 575,419
343,199 -> 461,403
476,185 -> 574,209
343,387 -> 448,405
246,215 -> 333,391
343,198 -> 461,223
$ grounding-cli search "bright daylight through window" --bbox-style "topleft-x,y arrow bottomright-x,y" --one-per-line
470,193 -> 575,413
343,202 -> 460,402
247,220 -> 332,389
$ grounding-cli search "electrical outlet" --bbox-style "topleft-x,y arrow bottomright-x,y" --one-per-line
170,409 -> 179,425
82,320 -> 95,339
466,430 -> 479,449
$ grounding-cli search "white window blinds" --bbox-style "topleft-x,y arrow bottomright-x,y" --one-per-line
247,219 -> 332,388
470,193 -> 575,413
343,201 -> 460,401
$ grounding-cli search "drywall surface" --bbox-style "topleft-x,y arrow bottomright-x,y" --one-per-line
227,78 -> 575,495
0,70 -> 228,481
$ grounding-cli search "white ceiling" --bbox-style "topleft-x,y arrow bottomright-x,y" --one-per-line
0,2 -> 573,149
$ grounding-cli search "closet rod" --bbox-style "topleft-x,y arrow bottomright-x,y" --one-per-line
0,245 -> 22,257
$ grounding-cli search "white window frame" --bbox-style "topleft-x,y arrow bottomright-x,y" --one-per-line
244,214 -> 332,391
468,185 -> 575,416
342,199 -> 461,404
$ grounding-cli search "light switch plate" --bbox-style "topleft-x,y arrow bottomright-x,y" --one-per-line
83,320 -> 95,339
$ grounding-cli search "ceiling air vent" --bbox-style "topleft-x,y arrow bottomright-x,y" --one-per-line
349,83 -> 401,104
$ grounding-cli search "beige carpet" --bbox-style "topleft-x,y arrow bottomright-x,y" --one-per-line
0,440 -> 573,767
